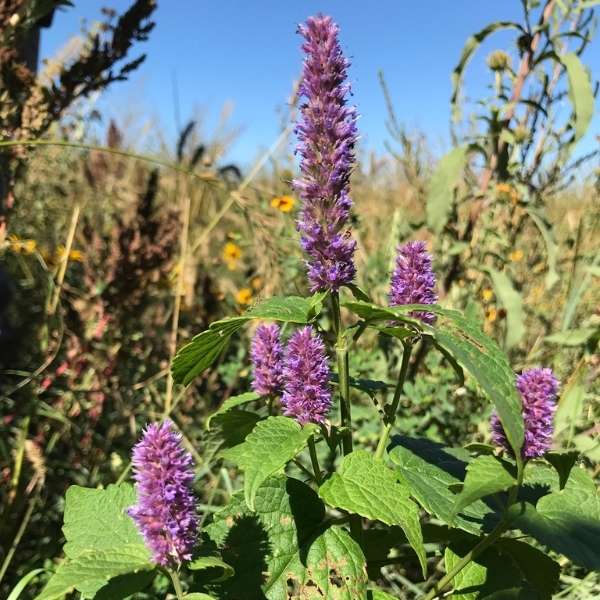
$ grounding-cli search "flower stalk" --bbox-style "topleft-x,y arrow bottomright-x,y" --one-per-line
375,341 -> 413,460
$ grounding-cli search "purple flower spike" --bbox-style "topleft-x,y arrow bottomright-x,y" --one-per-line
282,327 -> 332,425
389,241 -> 438,324
293,14 -> 358,292
491,368 -> 560,459
251,323 -> 285,396
128,420 -> 197,566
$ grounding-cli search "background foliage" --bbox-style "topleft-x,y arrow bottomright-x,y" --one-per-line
0,0 -> 599,598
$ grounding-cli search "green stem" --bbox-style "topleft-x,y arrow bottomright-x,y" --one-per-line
375,342 -> 413,460
423,519 -> 508,600
330,292 -> 361,542
330,292 -> 352,455
167,568 -> 185,600
424,460 -> 525,600
308,435 -> 323,485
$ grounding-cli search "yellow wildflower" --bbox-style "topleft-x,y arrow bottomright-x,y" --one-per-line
486,307 -> 498,323
8,235 -> 37,255
69,249 -> 84,262
271,195 -> 296,213
509,249 -> 524,263
495,183 -> 519,204
235,288 -> 253,305
223,242 -> 242,270
482,288 -> 494,302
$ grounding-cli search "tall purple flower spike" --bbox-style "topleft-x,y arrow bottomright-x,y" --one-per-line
250,323 -> 285,396
293,14 -> 358,292
282,326 -> 332,425
491,368 -> 559,459
128,420 -> 197,566
389,240 -> 438,324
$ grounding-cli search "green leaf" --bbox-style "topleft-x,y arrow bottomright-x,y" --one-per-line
343,302 -> 524,456
485,267 -> 525,349
544,450 -> 579,489
498,539 -> 560,600
220,416 -> 317,510
205,475 -> 368,599
452,455 -> 516,519
211,410 -> 262,452
35,484 -> 154,600
444,543 -> 540,600
554,365 -> 587,442
35,546 -> 153,600
509,467 -> 600,569
206,392 -> 260,429
319,450 -> 427,576
426,145 -> 468,233
7,569 -> 45,600
451,21 -> 522,120
389,437 -> 500,535
183,594 -> 216,600
62,484 -> 146,558
561,52 -> 594,144
544,328 -> 598,346
188,556 -> 234,582
173,296 -> 314,385
527,208 -> 559,289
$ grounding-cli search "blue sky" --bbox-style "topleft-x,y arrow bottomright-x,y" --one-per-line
40,1 -> 599,166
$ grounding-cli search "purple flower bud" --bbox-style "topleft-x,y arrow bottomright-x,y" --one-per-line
128,420 -> 197,566
293,14 -> 358,292
491,368 -> 559,459
282,326 -> 332,425
389,241 -> 438,324
250,323 -> 284,396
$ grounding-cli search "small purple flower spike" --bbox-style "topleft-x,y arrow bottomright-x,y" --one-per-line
293,14 -> 358,292
491,368 -> 560,459
128,420 -> 197,566
250,323 -> 285,397
282,326 -> 332,425
389,240 -> 438,324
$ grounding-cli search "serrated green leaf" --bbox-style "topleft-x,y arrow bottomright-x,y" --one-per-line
343,302 -> 524,456
206,392 -> 260,429
561,52 -> 594,144
173,296 -> 314,385
221,416 -> 317,510
426,145 -> 468,233
188,556 -> 234,582
35,484 -> 154,600
205,475 -> 368,599
35,546 -> 154,600
452,455 -> 516,519
510,467 -> 600,569
319,450 -> 427,576
63,484 -> 146,558
389,437 -> 500,535
485,267 -> 524,349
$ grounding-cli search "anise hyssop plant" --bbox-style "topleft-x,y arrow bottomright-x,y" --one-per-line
33,12 -> 600,600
